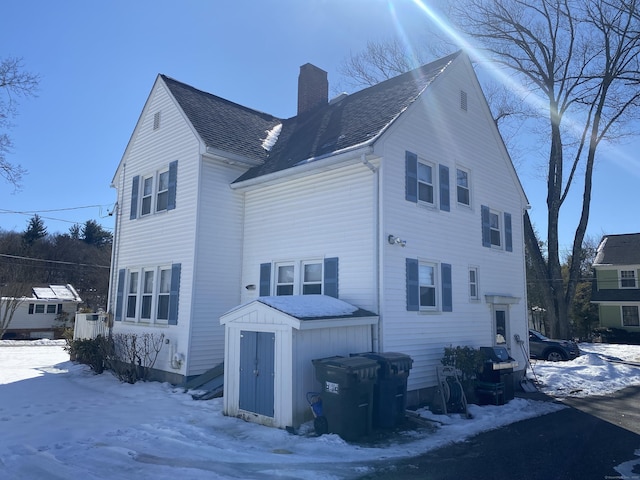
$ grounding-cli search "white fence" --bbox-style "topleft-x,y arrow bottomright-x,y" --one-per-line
74,312 -> 109,340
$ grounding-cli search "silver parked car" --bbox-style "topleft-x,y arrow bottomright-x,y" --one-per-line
529,329 -> 580,361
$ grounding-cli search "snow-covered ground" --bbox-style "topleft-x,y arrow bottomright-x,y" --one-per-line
1,340 -> 639,479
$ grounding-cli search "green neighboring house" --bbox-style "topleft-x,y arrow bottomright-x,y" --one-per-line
592,233 -> 640,332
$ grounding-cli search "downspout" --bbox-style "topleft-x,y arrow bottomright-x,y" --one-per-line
106,164 -> 125,332
361,152 -> 381,353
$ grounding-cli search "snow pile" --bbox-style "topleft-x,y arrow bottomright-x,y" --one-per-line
261,123 -> 282,151
259,295 -> 359,318
0,341 -> 639,479
532,342 -> 640,397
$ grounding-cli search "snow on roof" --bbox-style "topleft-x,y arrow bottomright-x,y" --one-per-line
32,285 -> 81,302
261,123 -> 282,151
258,295 -> 361,319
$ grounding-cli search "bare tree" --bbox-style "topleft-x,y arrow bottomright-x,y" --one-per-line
0,57 -> 40,189
337,38 -> 426,90
0,286 -> 26,339
447,0 -> 640,338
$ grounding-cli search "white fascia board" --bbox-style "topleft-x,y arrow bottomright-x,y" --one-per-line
296,315 -> 379,331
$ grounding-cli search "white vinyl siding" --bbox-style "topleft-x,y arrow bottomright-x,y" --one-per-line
375,55 -> 528,392
241,162 -> 377,312
111,80 -> 199,376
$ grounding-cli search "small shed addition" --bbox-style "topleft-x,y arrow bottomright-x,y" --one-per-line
220,295 -> 378,429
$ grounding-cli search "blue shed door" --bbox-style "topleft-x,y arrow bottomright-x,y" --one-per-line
239,331 -> 275,417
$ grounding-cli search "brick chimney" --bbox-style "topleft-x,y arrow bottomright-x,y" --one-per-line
297,63 -> 328,115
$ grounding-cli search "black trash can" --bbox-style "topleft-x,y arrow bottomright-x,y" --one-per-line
476,346 -> 518,405
312,355 -> 379,441
351,352 -> 413,428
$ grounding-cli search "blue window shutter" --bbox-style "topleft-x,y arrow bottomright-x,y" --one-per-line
115,269 -> 125,321
259,263 -> 271,296
405,151 -> 418,203
168,263 -> 181,325
481,205 -> 491,248
442,263 -> 452,312
439,164 -> 450,212
167,160 -> 178,211
406,258 -> 419,311
504,212 -> 513,252
28,303 -> 34,314
324,257 -> 339,298
130,176 -> 140,220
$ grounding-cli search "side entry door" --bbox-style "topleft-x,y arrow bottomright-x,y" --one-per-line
239,331 -> 275,417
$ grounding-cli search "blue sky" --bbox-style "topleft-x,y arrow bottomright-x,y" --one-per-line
1,0 -> 638,255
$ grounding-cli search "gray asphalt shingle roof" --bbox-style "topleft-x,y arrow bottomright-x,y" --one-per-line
594,233 -> 640,265
161,51 -> 461,183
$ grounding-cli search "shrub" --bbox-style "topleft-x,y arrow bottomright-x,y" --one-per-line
441,345 -> 484,382
65,335 -> 110,374
66,332 -> 165,383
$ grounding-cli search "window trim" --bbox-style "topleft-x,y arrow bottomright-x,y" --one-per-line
156,169 -> 170,213
620,270 -> 637,289
469,266 -> 479,300
417,159 -> 436,207
273,259 -> 324,296
419,261 -> 438,311
456,167 -> 471,207
118,264 -> 178,325
140,175 -> 154,216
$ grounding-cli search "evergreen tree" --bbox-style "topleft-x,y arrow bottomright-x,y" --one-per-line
22,214 -> 47,245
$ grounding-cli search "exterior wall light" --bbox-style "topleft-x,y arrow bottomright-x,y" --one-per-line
388,235 -> 407,247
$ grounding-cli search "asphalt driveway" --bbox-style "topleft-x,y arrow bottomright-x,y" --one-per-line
359,386 -> 640,480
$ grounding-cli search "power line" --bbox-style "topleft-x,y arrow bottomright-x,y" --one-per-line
0,205 -> 115,228
0,253 -> 110,270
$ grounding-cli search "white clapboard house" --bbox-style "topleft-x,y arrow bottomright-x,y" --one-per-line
108,51 -> 529,427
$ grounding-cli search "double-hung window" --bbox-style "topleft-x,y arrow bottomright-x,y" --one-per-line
35,304 -> 45,314
418,162 -> 435,205
620,270 -> 637,289
456,168 -> 470,206
274,261 -> 323,296
141,270 -> 154,321
469,267 -> 479,300
419,262 -> 437,309
622,306 -> 640,327
157,267 -> 171,321
259,258 -> 338,298
406,259 -> 452,312
481,205 -> 513,252
156,170 -> 170,212
141,176 -> 153,216
126,271 -> 139,319
130,161 -> 177,220
115,264 -> 181,325
275,263 -> 295,295
489,211 -> 501,247
302,261 -> 323,294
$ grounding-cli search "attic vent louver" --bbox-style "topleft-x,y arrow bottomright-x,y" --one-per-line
460,90 -> 468,111
153,111 -> 161,130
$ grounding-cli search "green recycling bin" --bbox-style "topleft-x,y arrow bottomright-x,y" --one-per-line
312,355 -> 379,441
352,352 -> 413,428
